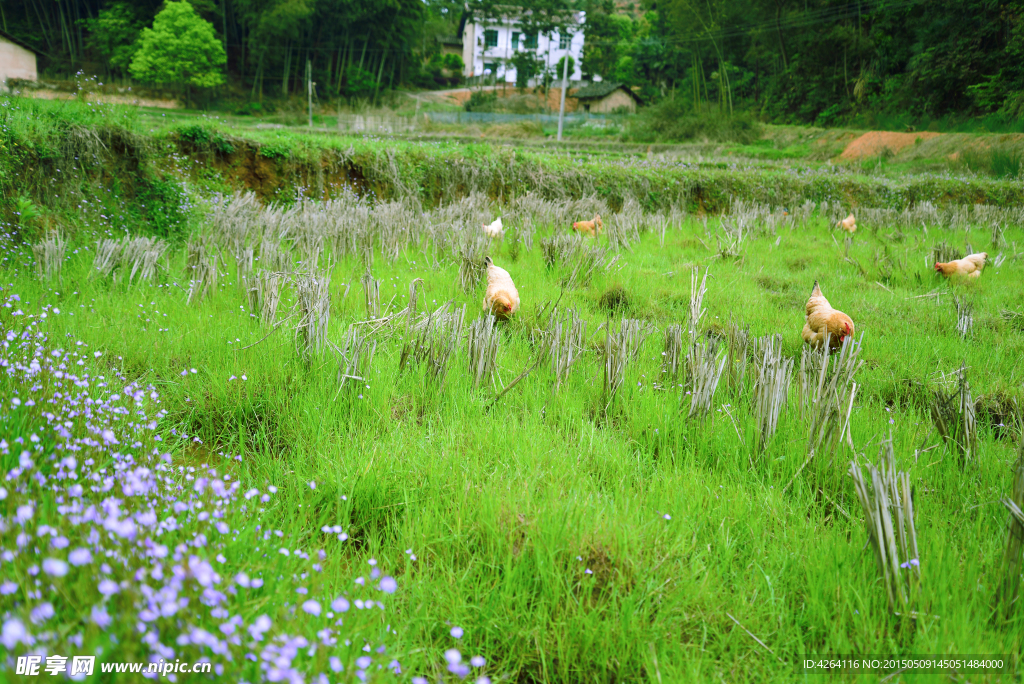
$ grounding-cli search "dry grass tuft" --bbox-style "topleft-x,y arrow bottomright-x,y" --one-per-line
293,272 -> 331,356
684,335 -> 726,419
848,436 -> 921,614
752,334 -> 793,450
246,271 -> 283,328
929,363 -> 977,465
185,238 -> 218,305
999,448 -> 1024,618
467,313 -> 500,389
361,269 -> 381,320
92,238 -> 121,278
122,237 -> 168,285
330,324 -> 377,397
32,232 -> 66,283
662,324 -> 683,381
548,308 -> 586,391
954,295 -> 974,339
400,301 -> 467,388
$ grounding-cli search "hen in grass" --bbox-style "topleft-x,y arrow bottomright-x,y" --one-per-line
483,217 -> 503,238
802,280 -> 855,350
483,256 -> 520,320
836,213 -> 857,234
572,214 -> 603,237
935,252 -> 987,279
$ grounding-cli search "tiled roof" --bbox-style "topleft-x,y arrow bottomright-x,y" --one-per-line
573,81 -> 639,101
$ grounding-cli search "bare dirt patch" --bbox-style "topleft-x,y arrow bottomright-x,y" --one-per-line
839,131 -> 942,160
421,85 -> 579,112
23,88 -> 181,109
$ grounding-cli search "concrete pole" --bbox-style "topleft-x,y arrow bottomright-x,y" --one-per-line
556,39 -> 569,141
307,59 -> 313,128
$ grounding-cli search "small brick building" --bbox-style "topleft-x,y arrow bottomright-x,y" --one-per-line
0,30 -> 38,85
573,82 -> 641,114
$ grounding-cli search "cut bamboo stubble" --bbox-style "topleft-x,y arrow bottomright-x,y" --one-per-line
848,436 -> 921,613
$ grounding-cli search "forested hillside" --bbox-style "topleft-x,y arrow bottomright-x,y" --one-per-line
5,0 -> 1024,127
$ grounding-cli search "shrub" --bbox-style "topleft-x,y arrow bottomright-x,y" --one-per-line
442,54 -> 464,73
341,66 -> 377,100
464,90 -> 498,112
624,97 -> 762,144
137,177 -> 192,241
960,147 -> 1024,178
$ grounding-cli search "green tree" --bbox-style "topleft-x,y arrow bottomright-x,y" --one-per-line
442,53 -> 465,73
511,51 -> 543,89
86,2 -> 147,78
130,1 -> 227,102
554,55 -> 575,80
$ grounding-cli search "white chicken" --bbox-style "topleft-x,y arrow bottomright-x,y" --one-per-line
482,256 -> 520,320
483,217 -> 504,239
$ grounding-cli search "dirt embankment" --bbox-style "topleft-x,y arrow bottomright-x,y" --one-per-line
420,85 -> 580,112
21,88 -> 181,109
837,129 -> 1024,163
839,131 -> 942,160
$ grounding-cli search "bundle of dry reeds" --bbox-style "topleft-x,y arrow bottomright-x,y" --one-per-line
685,336 -> 726,419
32,232 -> 66,283
954,296 -> 973,339
604,318 -> 651,405
929,363 -> 977,464
399,301 -> 466,388
662,324 -> 683,381
848,437 -> 921,614
726,322 -> 751,393
999,449 -> 1024,618
246,271 -> 282,327
294,273 -> 331,356
717,219 -> 745,259
330,324 -> 377,398
932,241 -> 959,265
797,335 -> 863,458
92,238 -> 121,278
688,267 -> 709,339
125,237 -> 168,285
185,238 -> 218,305
752,334 -> 793,449
467,313 -> 500,389
549,308 -> 586,390
361,269 -> 381,320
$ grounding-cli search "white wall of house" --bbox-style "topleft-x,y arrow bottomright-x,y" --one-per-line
462,13 -> 585,84
0,37 -> 37,85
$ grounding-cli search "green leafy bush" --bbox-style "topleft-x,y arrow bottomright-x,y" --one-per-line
624,98 -> 762,144
464,90 -> 499,112
341,66 -> 377,100
137,177 -> 192,241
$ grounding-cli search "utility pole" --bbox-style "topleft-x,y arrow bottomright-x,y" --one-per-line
307,59 -> 313,128
556,36 -> 570,141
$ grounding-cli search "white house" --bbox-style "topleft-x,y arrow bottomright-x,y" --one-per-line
461,10 -> 585,85
0,30 -> 38,86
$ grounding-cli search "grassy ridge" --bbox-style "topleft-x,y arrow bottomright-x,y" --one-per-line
5,97 -> 1024,244
6,208 -> 1023,680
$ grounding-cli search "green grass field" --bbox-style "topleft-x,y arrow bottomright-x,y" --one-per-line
4,186 -> 1023,681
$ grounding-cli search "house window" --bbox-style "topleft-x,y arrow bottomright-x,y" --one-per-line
484,30 -> 498,48
558,34 -> 569,49
524,33 -> 538,49
483,62 -> 497,75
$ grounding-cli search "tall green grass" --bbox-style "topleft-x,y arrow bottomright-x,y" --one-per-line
7,209 -> 1023,681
